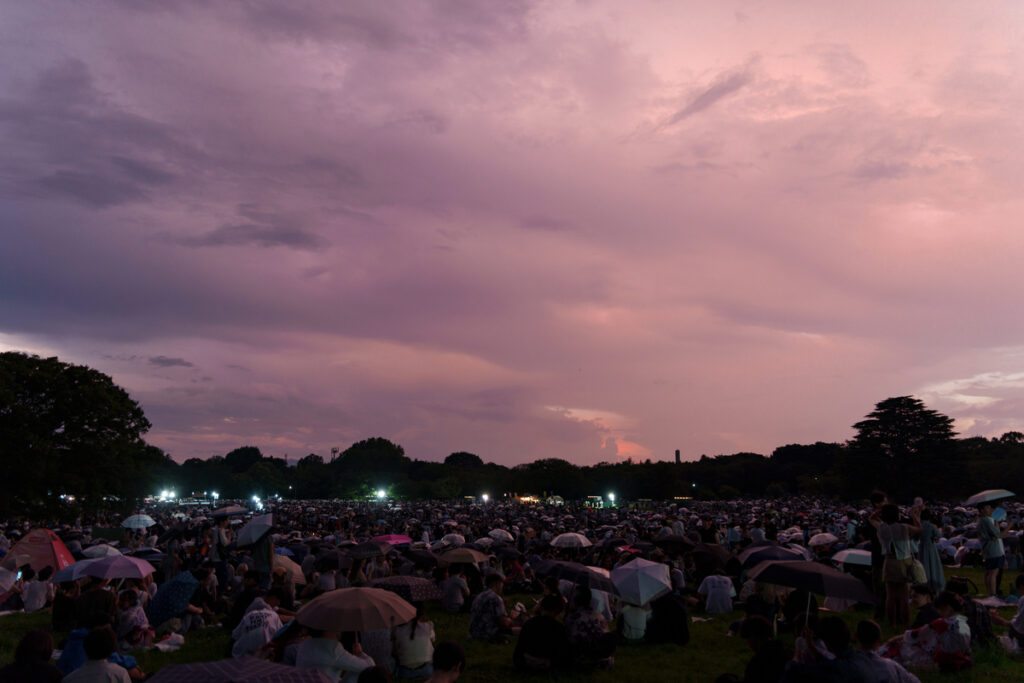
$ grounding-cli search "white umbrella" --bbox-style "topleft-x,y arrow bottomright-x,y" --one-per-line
488,529 -> 514,543
122,514 -> 156,529
0,567 -> 17,592
237,514 -> 274,547
551,532 -> 592,548
441,533 -> 465,546
831,549 -> 872,567
808,533 -> 838,548
473,537 -> 494,547
82,544 -> 122,558
611,558 -> 671,606
964,489 -> 1015,507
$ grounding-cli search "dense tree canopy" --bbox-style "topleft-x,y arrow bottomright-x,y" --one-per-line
1,354 -> 1020,517
0,352 -> 167,515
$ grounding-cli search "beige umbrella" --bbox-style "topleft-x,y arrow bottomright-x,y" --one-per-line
296,587 -> 416,631
438,547 -> 491,565
273,554 -> 307,585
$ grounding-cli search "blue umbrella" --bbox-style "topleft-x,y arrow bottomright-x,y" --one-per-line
146,571 -> 199,628
274,547 -> 295,556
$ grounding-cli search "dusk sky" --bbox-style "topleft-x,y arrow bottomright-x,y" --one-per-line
3,2 -> 1024,466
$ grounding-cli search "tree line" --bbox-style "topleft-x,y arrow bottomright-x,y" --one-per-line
3,352 -> 1023,517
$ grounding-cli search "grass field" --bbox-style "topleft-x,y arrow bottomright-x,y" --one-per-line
2,566 -> 1022,681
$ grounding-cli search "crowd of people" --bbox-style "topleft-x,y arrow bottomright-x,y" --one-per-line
1,489 -> 1022,681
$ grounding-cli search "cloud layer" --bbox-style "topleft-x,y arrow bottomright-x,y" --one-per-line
3,1 -> 1024,465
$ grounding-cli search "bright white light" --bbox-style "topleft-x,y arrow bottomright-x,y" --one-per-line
211,491 -> 219,500
376,489 -> 386,499
481,493 -> 489,503
252,495 -> 260,503
608,493 -> 615,502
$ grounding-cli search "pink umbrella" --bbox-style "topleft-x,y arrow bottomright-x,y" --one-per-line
371,534 -> 414,545
83,555 -> 156,580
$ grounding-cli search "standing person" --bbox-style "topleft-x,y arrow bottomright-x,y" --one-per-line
869,503 -> 921,628
977,502 -> 1010,597
252,530 -> 275,591
209,517 -> 232,592
865,490 -> 888,617
916,508 -> 945,594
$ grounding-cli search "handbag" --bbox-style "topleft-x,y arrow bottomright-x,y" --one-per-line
909,558 -> 927,585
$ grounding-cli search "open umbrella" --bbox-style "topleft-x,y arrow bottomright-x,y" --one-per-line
83,555 -> 155,580
122,514 -> 156,529
237,514 -> 273,547
296,587 -> 416,631
611,557 -> 671,606
0,567 -> 18,593
82,543 -> 122,558
488,529 -> 514,543
831,549 -> 872,567
964,489 -> 1015,507
273,554 -> 307,585
748,560 -> 876,603
738,543 -> 805,568
371,534 -> 413,546
652,534 -> 696,554
532,559 -> 619,595
369,575 -> 444,602
146,571 -> 199,627
808,533 -> 839,548
401,549 -> 439,568
149,656 -> 332,683
438,547 -> 491,565
347,540 -> 391,560
551,532 -> 592,548
51,558 -> 102,583
441,534 -> 466,546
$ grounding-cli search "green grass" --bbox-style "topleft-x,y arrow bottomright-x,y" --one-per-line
2,566 -> 1023,681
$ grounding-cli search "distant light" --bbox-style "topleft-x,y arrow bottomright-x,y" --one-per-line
376,489 -> 386,500
481,493 -> 489,503
608,493 -> 615,502
211,491 -> 219,500
692,483 -> 697,488
252,495 -> 260,503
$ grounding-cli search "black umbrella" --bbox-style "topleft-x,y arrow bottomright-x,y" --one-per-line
401,549 -> 439,568
747,560 -> 876,603
347,541 -> 391,560
531,559 -> 619,595
738,543 -> 805,568
653,534 -> 695,554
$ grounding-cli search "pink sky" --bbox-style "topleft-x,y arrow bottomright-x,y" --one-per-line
3,2 -> 1024,465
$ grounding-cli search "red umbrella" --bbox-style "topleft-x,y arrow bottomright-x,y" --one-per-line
371,534 -> 414,545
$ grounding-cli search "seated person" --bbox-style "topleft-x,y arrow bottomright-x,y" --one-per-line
514,594 -> 569,671
698,570 -> 736,614
854,619 -> 920,683
781,616 -> 874,682
231,592 -> 286,658
468,574 -> 515,642
63,626 -> 132,683
116,589 -> 154,651
646,591 -> 690,646
618,601 -> 652,643
58,615 -> 146,680
565,586 -> 615,667
881,591 -> 972,673
0,629 -> 64,683
393,603 -> 435,679
988,572 -> 1024,645
296,629 -> 375,682
716,616 -> 790,683
910,584 -> 939,629
424,641 -> 465,683
441,567 -> 470,614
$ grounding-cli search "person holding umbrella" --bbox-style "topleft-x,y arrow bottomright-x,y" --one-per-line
977,502 -> 1012,597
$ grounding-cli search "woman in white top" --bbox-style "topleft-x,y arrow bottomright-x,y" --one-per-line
392,604 -> 435,679
296,630 -> 375,683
